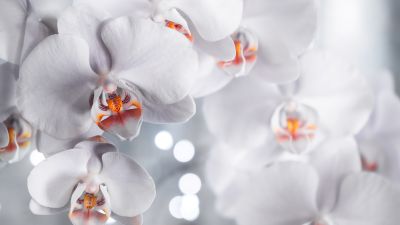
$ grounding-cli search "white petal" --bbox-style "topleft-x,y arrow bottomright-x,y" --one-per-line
101,17 -> 198,104
20,15 -> 51,63
75,0 -> 152,18
0,123 -> 9,148
297,50 -> 374,137
203,76 -> 282,148
165,0 -> 243,41
251,40 -> 300,84
30,199 -> 67,215
30,0 -> 72,21
309,138 -> 361,212
18,35 -> 98,139
99,152 -> 156,217
230,162 -> 319,225
0,62 -> 18,119
243,0 -> 317,56
28,141 -> 116,208
113,214 -> 143,225
36,124 -> 103,157
190,53 -> 233,98
0,0 -> 28,64
58,5 -> 111,74
331,173 -> 400,225
143,95 -> 195,123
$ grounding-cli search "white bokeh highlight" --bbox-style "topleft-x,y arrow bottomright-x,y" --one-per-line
154,131 -> 174,150
179,173 -> 202,195
29,150 -> 45,166
173,140 -> 195,163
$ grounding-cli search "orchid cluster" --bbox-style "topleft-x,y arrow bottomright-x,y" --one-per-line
0,0 -> 399,224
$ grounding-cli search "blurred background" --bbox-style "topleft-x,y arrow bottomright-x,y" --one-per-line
0,0 -> 396,224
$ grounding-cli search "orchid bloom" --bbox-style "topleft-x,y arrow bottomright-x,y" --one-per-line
207,136 -> 400,225
203,50 -> 373,153
0,62 -> 33,168
0,0 -> 72,64
224,162 -> 400,225
28,138 -> 156,225
206,137 -> 361,218
18,7 -> 198,141
191,0 -> 318,97
356,71 -> 400,183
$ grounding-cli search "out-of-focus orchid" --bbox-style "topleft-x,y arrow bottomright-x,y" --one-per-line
206,137 -> 361,218
0,62 -> 34,168
203,50 -> 373,154
356,71 -> 400,183
191,0 -> 318,97
0,0 -> 72,64
18,7 -> 198,141
221,162 -> 400,225
28,138 -> 156,225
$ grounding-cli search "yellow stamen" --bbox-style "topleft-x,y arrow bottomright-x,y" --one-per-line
83,194 -> 97,210
107,96 -> 123,113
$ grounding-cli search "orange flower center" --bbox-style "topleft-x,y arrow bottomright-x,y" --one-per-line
165,20 -> 193,42
83,194 -> 97,210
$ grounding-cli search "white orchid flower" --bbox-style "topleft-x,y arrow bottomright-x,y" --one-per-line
191,0 -> 318,97
206,137 -> 361,218
28,138 -> 156,225
0,0 -> 72,64
0,62 -> 34,168
220,161 -> 400,225
18,7 -> 198,141
356,71 -> 400,183
203,50 -> 373,153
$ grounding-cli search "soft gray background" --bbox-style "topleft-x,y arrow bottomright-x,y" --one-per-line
0,0 -> 395,224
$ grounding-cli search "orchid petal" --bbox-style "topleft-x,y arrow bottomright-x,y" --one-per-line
0,0 -> 28,64
113,214 -> 143,225
232,162 -> 319,225
30,199 -> 67,215
165,0 -> 243,42
18,35 -> 98,139
243,0 -> 317,56
297,50 -> 374,137
36,124 -> 103,157
101,17 -> 198,104
100,152 -> 156,217
30,0 -> 72,27
0,62 -> 18,119
75,0 -> 152,18
331,173 -> 400,225
203,76 -> 282,148
58,5 -> 111,74
309,138 -> 361,212
143,95 -> 195,124
0,123 -> 9,148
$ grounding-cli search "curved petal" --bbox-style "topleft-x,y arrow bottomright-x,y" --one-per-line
143,95 -> 195,124
18,35 -> 98,139
0,62 -> 18,118
75,0 -> 152,18
309,138 -> 362,212
190,52 -> 234,98
228,162 -> 319,225
0,123 -> 9,148
0,0 -> 28,64
251,40 -> 300,84
113,214 -> 143,225
331,173 -> 400,225
30,0 -> 72,23
30,199 -> 67,215
296,50 -> 374,137
203,76 -> 282,148
164,0 -> 243,42
28,140 -> 116,208
101,17 -> 198,104
99,152 -> 156,217
20,15 -> 51,63
36,124 -> 103,157
242,0 -> 317,56
58,5 -> 111,74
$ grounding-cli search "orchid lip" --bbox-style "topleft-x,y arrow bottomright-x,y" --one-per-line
0,114 -> 33,154
218,28 -> 258,77
271,101 -> 319,154
165,20 -> 193,42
